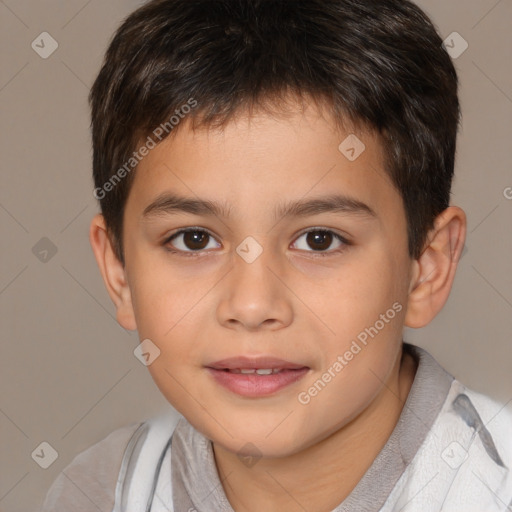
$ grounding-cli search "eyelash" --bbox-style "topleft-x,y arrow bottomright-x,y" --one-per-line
163,227 -> 351,258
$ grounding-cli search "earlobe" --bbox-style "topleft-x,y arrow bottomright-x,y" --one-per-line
89,214 -> 137,331
405,206 -> 466,328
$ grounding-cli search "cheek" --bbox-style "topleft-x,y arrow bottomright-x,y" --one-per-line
309,253 -> 407,398
128,256 -> 202,339
297,346 -> 398,443
319,258 -> 401,336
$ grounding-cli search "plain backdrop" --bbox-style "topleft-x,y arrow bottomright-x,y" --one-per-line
0,1 -> 511,511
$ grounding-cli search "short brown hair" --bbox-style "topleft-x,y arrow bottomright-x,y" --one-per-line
89,0 -> 460,264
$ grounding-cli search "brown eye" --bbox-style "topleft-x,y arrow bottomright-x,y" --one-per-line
167,229 -> 220,253
306,231 -> 333,251
182,230 -> 209,250
292,229 -> 347,253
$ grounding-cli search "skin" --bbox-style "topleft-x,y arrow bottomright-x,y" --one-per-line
90,97 -> 466,511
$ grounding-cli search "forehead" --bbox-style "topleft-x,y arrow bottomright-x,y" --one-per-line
126,101 -> 400,226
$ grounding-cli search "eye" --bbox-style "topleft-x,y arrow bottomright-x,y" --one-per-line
291,229 -> 349,254
164,228 -> 221,254
163,227 -> 349,257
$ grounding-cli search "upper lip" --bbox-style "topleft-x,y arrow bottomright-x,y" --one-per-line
206,356 -> 308,370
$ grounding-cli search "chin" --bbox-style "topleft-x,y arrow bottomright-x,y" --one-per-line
205,418 -> 311,458
220,434 -> 306,460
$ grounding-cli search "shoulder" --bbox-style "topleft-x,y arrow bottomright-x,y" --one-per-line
39,422 -> 142,512
448,381 -> 512,463
440,381 -> 512,510
383,377 -> 512,512
407,344 -> 511,466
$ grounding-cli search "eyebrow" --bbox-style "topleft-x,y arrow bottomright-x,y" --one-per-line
141,193 -> 377,221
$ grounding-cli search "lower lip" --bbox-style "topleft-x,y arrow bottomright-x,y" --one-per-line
206,368 -> 309,397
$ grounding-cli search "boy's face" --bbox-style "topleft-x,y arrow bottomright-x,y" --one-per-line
120,100 -> 415,456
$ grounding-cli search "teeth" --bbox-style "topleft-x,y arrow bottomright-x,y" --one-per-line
256,369 -> 273,375
231,368 -> 281,374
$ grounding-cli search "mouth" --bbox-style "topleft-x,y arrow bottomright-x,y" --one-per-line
207,355 -> 307,371
205,356 -> 310,397
217,368 -> 293,374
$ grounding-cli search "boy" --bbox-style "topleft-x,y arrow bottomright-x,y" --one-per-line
41,0 -> 512,510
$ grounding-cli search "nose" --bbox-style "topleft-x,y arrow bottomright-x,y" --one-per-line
216,246 -> 293,332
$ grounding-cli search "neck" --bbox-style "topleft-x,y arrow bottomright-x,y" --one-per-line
213,346 -> 418,512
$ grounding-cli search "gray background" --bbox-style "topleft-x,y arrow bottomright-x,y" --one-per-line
0,1 -> 511,511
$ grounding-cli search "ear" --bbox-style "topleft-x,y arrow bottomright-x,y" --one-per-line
405,206 -> 466,328
89,214 -> 137,331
